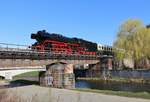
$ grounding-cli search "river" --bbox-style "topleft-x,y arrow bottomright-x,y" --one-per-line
75,80 -> 150,92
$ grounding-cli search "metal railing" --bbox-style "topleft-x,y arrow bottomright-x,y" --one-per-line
0,43 -> 31,52
0,42 -> 112,59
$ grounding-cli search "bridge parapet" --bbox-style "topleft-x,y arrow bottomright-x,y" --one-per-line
0,59 -> 99,69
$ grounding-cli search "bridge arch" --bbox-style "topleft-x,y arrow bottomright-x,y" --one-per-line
46,62 -> 67,70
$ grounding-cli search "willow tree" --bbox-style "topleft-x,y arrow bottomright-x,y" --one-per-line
113,19 -> 150,68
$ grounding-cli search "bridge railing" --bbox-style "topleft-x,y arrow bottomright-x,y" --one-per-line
0,43 -> 102,59
0,43 -> 32,52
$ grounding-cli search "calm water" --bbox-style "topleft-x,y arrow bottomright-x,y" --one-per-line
75,80 -> 150,92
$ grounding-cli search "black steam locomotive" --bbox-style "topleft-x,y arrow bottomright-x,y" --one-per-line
31,30 -> 98,54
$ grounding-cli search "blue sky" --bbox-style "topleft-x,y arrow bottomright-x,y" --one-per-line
0,0 -> 149,46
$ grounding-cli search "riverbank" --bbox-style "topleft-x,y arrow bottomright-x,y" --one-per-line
74,88 -> 150,100
1,78 -> 150,100
0,85 -> 150,102
2,72 -> 150,100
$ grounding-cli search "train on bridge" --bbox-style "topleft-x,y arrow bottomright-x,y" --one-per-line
31,30 -> 113,56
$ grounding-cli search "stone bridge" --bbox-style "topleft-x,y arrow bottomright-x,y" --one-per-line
0,47 -> 99,80
0,45 -> 113,88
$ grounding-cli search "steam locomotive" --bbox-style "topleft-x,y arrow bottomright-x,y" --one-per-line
31,30 -> 98,55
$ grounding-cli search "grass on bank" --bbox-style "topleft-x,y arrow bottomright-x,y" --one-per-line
14,71 -> 40,78
12,71 -> 40,85
74,88 -> 150,100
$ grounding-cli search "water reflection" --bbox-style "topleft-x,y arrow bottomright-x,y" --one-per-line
75,80 -> 150,92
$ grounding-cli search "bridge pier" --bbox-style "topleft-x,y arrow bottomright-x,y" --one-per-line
101,56 -> 113,79
85,63 -> 101,77
85,56 -> 113,78
39,62 -> 75,89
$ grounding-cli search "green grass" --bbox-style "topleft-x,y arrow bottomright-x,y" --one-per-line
74,88 -> 150,100
14,71 -> 40,78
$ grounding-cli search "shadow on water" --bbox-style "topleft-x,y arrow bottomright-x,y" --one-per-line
4,79 -> 39,88
75,80 -> 150,93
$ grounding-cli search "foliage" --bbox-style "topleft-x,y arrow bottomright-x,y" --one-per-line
113,19 -> 150,68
